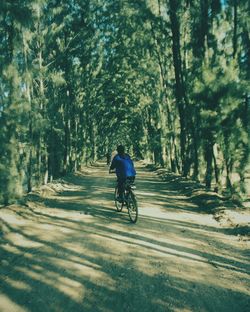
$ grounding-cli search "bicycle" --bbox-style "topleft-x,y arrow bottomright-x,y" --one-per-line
114,178 -> 138,223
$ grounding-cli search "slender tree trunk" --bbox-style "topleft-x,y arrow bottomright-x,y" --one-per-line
27,149 -> 32,192
91,121 -> 97,162
37,7 -> 47,183
204,140 -> 213,188
225,159 -> 233,193
63,119 -> 70,173
36,138 -> 41,184
27,112 -> 33,192
191,111 -> 199,180
233,0 -> 238,58
150,17 -> 170,167
212,149 -> 219,192
169,0 -> 187,174
23,34 -> 33,192
44,154 -> 49,185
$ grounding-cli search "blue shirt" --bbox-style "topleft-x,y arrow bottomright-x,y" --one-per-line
110,154 -> 136,179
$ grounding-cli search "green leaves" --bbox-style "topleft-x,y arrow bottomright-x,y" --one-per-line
0,0 -> 249,203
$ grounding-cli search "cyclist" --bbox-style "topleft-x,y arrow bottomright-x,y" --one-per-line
109,145 -> 136,202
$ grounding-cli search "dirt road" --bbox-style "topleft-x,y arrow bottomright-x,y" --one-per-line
0,162 -> 249,311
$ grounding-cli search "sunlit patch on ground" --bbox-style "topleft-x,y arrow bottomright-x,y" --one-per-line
0,294 -> 28,312
0,162 -> 249,312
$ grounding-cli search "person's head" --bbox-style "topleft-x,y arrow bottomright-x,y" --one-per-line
117,145 -> 125,155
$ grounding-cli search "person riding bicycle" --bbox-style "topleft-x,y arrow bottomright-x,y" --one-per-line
109,145 -> 136,202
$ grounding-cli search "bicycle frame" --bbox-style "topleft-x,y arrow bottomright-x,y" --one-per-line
114,179 -> 138,223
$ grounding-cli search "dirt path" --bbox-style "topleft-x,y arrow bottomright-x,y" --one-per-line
0,162 -> 249,312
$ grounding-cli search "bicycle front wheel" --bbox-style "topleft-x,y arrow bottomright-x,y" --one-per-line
127,192 -> 138,223
115,186 -> 123,212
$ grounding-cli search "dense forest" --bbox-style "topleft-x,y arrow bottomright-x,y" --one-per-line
0,0 -> 249,205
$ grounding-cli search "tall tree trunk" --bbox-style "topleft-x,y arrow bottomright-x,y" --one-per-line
169,0 -> 187,174
27,110 -> 33,192
23,34 -> 33,192
233,0 -> 238,58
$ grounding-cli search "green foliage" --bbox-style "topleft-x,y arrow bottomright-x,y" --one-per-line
0,0 -> 249,204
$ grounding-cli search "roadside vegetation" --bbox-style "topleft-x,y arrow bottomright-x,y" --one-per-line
0,0 -> 249,205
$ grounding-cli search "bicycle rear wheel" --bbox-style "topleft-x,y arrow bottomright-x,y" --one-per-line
115,186 -> 123,212
127,191 -> 138,223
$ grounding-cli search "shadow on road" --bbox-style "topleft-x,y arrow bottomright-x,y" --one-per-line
1,162 -> 249,312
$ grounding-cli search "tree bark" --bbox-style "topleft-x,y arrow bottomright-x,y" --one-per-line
233,0 -> 238,58
169,0 -> 187,174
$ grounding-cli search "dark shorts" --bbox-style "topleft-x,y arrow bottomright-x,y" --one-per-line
117,176 -> 135,196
